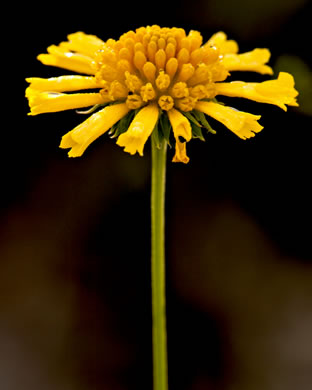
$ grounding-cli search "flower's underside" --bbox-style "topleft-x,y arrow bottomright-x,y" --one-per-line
26,25 -> 298,162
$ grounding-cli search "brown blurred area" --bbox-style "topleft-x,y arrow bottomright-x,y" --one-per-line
2,0 -> 312,389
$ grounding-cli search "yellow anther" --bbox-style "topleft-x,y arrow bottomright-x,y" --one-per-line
158,37 -> 166,50
188,64 -> 211,86
176,63 -> 195,82
175,96 -> 197,112
170,82 -> 189,98
165,43 -> 176,60
140,82 -> 156,102
134,51 -> 147,71
202,46 -> 220,64
155,71 -> 171,91
119,47 -> 132,62
155,49 -> 166,70
189,84 -> 208,99
109,81 -> 128,100
158,95 -> 174,111
125,72 -> 144,92
190,48 -> 204,66
147,40 -> 157,62
165,57 -> 178,78
143,62 -> 157,82
177,48 -> 190,67
126,94 -> 143,109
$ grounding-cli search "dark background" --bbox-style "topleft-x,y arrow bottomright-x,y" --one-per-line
1,1 -> 312,389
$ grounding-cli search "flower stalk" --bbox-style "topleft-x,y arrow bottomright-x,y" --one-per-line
151,137 -> 168,390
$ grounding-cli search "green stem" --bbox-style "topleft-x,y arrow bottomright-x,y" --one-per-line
151,137 -> 168,390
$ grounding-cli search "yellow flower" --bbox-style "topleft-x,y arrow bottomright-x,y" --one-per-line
26,26 -> 299,162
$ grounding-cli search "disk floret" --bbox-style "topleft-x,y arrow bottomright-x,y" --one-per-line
94,25 -> 226,112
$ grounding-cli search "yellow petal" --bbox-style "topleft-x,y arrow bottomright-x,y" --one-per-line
27,91 -> 107,115
60,103 -> 130,157
215,72 -> 299,111
221,49 -> 273,75
196,101 -> 263,140
206,32 -> 239,54
172,138 -> 190,163
117,103 -> 159,156
167,108 -> 192,141
37,45 -> 95,75
26,76 -> 102,93
60,32 -> 105,58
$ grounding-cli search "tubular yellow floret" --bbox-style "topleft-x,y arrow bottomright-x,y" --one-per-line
141,83 -> 156,102
125,72 -> 144,92
176,63 -> 195,82
134,50 -> 147,71
143,62 -> 157,82
109,80 -> 128,100
177,48 -> 190,67
147,41 -> 157,62
175,96 -> 197,112
155,49 -> 166,69
155,71 -> 171,91
126,94 -> 144,109
158,95 -> 174,111
190,48 -> 204,66
165,58 -> 178,78
170,82 -> 189,98
165,43 -> 176,60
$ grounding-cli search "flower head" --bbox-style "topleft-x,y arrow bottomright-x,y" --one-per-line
26,26 -> 298,162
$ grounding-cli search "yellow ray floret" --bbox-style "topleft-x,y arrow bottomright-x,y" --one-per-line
27,91 -> 108,116
26,76 -> 102,93
196,101 -> 263,139
60,103 -> 130,157
167,108 -> 192,163
60,32 -> 105,58
215,72 -> 298,111
37,45 -> 95,75
167,108 -> 192,142
117,103 -> 159,156
221,49 -> 273,75
206,32 -> 239,54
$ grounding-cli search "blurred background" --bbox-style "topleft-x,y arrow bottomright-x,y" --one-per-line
1,0 -> 312,389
